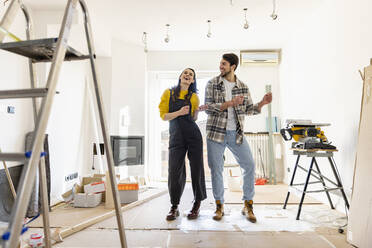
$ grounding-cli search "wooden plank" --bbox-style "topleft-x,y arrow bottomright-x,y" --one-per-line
348,60 -> 372,247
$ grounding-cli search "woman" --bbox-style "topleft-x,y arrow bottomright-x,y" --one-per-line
159,68 -> 207,221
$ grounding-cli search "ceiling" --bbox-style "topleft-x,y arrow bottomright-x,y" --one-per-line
22,0 -> 324,51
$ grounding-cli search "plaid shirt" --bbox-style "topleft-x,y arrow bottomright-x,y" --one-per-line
205,75 -> 261,144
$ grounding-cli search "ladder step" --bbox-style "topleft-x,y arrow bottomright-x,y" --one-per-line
0,38 -> 90,63
0,151 -> 47,161
0,153 -> 28,162
0,88 -> 49,99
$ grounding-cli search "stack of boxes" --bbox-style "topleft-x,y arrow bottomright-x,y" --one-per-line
62,175 -> 140,207
62,175 -> 106,208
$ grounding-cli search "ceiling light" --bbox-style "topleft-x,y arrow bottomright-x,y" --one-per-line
207,20 -> 212,38
164,24 -> 170,43
142,32 -> 148,53
270,0 -> 278,20
243,8 -> 249,29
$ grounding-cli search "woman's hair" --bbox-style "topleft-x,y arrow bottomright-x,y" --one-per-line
171,68 -> 197,102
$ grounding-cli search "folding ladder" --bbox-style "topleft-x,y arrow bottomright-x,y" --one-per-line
0,0 -> 128,247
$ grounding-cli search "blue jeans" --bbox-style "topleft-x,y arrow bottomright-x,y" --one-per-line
207,130 -> 255,203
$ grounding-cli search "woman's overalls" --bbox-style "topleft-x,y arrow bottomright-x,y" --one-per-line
168,90 -> 207,205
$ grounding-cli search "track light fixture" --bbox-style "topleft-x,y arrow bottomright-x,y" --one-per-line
164,24 -> 170,43
270,0 -> 278,20
243,8 -> 249,29
207,20 -> 212,38
142,32 -> 148,53
141,2 -> 281,45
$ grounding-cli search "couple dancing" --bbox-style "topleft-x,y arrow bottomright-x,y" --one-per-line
158,53 -> 272,222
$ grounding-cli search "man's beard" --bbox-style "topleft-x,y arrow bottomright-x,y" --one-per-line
220,69 -> 230,77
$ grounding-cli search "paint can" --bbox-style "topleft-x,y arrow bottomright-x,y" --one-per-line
29,233 -> 43,247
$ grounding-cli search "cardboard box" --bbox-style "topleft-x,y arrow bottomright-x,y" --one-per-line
62,176 -> 104,203
61,174 -> 121,204
93,173 -> 120,181
93,174 -> 106,180
118,183 -> 139,204
84,181 -> 105,194
61,184 -> 83,202
82,176 -> 102,186
74,193 -> 102,208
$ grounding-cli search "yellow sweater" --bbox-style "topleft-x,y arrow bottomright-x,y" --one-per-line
159,89 -> 200,120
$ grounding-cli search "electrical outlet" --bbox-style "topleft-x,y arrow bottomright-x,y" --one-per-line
65,172 -> 78,182
93,143 -> 105,155
7,106 -> 15,114
287,167 -> 290,172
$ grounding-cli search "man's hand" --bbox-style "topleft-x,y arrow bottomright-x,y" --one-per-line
257,93 -> 273,112
232,95 -> 244,106
178,105 -> 190,116
198,105 -> 208,111
261,92 -> 272,105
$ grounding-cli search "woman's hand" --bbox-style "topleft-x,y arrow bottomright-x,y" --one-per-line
198,105 -> 208,111
178,105 -> 190,116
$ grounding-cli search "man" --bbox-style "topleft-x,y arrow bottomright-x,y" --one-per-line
200,53 -> 272,222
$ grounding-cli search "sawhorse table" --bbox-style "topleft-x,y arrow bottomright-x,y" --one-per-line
283,148 -> 350,220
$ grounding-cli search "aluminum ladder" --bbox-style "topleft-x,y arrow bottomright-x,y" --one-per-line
0,0 -> 128,247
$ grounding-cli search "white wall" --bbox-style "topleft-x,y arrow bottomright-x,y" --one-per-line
41,19 -> 93,202
147,50 -> 225,72
110,39 -> 146,136
0,9 -> 32,168
96,57 -> 112,130
84,56 -> 112,174
279,0 -> 372,218
239,66 -> 280,132
110,39 -> 147,178
37,11 -> 116,202
45,60 -> 90,201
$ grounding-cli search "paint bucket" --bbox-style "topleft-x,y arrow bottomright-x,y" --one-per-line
227,175 -> 241,192
29,233 -> 43,247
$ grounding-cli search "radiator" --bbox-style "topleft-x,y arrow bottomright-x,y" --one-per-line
245,133 -> 270,179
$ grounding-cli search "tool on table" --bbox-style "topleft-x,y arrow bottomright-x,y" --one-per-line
280,119 -> 336,150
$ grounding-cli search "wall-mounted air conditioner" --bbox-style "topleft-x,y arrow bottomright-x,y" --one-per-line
240,50 -> 281,66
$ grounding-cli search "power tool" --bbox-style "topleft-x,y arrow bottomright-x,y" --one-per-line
280,119 -> 336,150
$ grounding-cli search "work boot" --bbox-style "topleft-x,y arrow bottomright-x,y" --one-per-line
213,200 -> 224,221
187,201 -> 201,220
242,200 -> 257,223
166,205 -> 179,221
